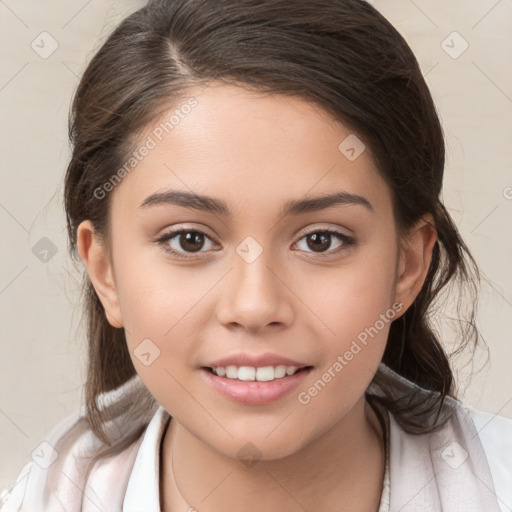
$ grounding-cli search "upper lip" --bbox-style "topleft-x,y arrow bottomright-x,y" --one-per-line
204,352 -> 310,369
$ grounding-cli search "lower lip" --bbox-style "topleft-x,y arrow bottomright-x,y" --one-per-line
200,367 -> 312,405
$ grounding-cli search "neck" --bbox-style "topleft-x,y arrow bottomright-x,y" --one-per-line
160,397 -> 386,512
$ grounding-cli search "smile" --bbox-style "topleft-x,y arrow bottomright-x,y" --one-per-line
201,366 -> 313,405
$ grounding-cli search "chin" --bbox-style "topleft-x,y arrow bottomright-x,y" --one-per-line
203,429 -> 310,464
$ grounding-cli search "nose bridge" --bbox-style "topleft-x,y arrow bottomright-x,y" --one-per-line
215,235 -> 292,330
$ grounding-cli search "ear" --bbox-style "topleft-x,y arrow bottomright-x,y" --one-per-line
76,220 -> 124,328
394,214 -> 437,314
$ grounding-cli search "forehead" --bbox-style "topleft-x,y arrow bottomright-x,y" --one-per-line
110,82 -> 393,219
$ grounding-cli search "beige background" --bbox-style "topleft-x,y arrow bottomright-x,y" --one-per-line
0,0 -> 511,491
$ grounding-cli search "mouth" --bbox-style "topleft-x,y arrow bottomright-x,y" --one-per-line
200,365 -> 313,405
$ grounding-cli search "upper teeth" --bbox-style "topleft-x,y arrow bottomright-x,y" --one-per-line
212,365 -> 300,381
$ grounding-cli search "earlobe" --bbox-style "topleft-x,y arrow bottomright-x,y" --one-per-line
394,215 -> 437,313
76,220 -> 124,328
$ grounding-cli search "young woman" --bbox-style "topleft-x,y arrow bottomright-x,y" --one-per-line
2,0 -> 511,511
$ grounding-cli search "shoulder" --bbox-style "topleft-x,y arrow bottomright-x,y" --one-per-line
462,404 -> 512,512
0,376 -> 158,512
0,407 -> 88,512
371,364 -> 512,512
464,403 -> 512,447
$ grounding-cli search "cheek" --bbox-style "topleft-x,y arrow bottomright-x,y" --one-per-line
109,240 -> 190,373
310,246 -> 398,347
299,236 -> 398,392
112,229 -> 194,335
296,294 -> 396,422
114,262 -> 202,414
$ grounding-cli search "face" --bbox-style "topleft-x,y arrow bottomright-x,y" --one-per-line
79,83 -> 432,461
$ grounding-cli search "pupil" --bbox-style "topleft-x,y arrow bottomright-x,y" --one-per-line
181,232 -> 204,252
308,232 -> 330,252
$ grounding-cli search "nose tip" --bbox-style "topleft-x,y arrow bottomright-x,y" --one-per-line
215,251 -> 294,332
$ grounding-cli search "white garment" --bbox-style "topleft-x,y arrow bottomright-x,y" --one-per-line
1,366 -> 511,512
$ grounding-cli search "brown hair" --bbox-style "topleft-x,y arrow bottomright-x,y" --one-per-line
64,0 -> 482,448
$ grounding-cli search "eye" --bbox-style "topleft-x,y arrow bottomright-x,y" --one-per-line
294,228 -> 355,258
156,228 -> 217,258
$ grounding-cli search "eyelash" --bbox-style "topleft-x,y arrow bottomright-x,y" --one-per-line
155,227 -> 355,260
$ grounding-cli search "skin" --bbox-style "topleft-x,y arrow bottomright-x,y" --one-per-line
77,83 -> 437,512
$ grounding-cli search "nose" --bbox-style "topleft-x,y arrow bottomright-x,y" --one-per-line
215,244 -> 294,333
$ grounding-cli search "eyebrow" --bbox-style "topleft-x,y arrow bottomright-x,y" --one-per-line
139,189 -> 373,216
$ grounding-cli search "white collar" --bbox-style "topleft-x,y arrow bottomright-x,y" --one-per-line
123,405 -> 170,512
